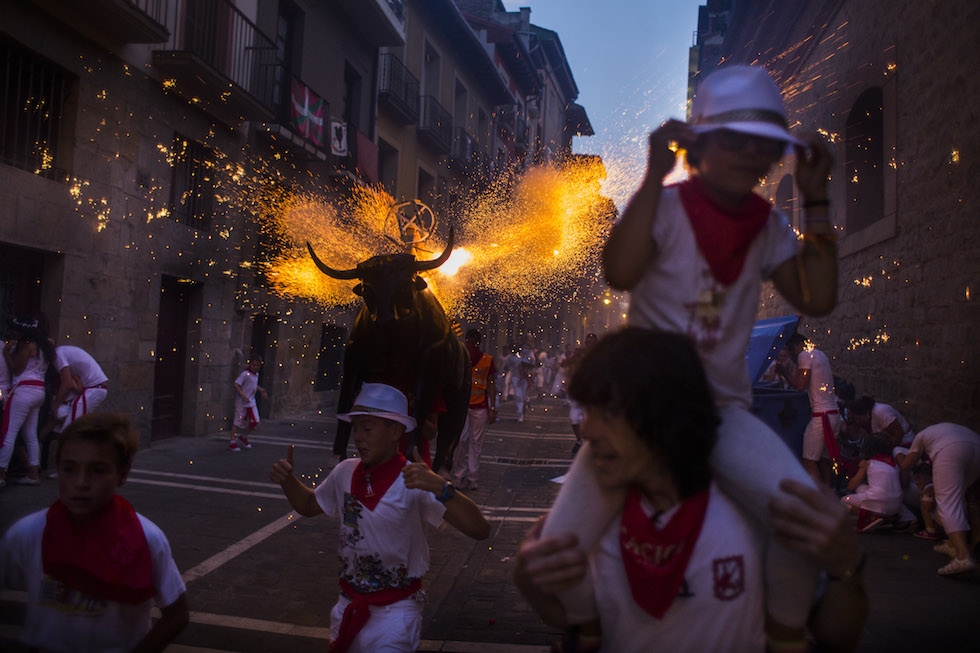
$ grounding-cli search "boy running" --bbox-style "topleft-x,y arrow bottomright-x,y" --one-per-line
269,382 -> 489,652
230,357 -> 267,451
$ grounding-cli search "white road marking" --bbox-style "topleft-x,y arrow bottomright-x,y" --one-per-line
130,469 -> 281,489
181,512 -> 299,584
126,477 -> 286,499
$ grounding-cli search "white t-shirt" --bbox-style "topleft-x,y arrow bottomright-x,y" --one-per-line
0,508 -> 186,653
627,186 -> 799,409
12,350 -> 49,385
234,370 -> 259,407
797,349 -> 837,412
592,483 -> 765,653
871,403 -> 914,445
55,346 -> 109,388
0,340 -> 11,395
314,458 -> 447,593
909,423 -> 980,461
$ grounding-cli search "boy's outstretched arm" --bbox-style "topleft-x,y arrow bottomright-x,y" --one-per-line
270,445 -> 324,517
771,133 -> 838,316
133,594 -> 189,653
403,449 -> 490,540
603,120 -> 694,290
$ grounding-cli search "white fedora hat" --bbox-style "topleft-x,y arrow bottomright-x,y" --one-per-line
689,65 -> 804,147
337,383 -> 417,431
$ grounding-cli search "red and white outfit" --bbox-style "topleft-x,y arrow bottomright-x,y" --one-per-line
841,456 -> 914,522
798,348 -> 841,462
593,483 -> 765,652
232,369 -> 260,430
53,345 -> 109,429
0,506 -> 186,652
908,423 -> 980,533
314,457 -> 446,652
870,402 -> 915,445
0,352 -> 48,470
451,347 -> 496,486
0,340 -> 11,408
547,182 -> 818,630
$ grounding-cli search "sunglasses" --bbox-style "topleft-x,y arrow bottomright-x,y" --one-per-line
712,129 -> 787,156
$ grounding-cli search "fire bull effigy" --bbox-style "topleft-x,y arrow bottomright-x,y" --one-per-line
306,228 -> 471,472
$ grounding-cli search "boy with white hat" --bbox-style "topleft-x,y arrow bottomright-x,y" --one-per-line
541,65 -> 836,652
269,383 -> 489,653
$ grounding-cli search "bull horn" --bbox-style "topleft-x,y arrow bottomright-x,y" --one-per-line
414,227 -> 455,272
306,242 -> 359,280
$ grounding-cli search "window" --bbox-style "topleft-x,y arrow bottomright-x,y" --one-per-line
845,87 -> 884,235
343,64 -> 362,129
0,36 -> 73,180
378,139 -> 399,198
417,167 -> 435,208
273,1 -> 304,114
169,134 -> 215,230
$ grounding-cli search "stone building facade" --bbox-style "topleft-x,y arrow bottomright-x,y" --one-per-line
691,0 -> 979,429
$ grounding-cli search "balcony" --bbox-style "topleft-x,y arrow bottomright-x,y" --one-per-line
335,0 -> 405,46
152,0 -> 278,125
30,0 -> 170,43
418,96 -> 452,154
378,53 -> 419,125
257,73 -> 331,162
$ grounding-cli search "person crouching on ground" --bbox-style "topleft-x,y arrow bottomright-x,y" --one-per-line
0,412 -> 189,652
269,382 -> 489,652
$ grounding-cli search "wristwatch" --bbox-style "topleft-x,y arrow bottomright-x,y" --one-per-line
436,481 -> 457,503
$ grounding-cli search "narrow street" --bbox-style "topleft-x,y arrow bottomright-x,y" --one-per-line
2,398 -> 978,652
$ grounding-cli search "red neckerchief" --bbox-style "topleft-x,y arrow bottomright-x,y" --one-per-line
42,495 -> 154,604
676,176 -> 772,286
871,454 -> 896,467
351,454 -> 408,510
619,487 -> 710,619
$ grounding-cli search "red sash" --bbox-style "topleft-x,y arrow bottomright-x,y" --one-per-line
330,577 -> 422,653
42,495 -> 155,604
813,410 -> 842,462
1,379 -> 46,442
70,385 -> 104,421
619,487 -> 710,618
351,454 -> 408,511
676,176 -> 772,286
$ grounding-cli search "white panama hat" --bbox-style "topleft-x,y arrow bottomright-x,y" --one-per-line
337,382 -> 418,431
689,65 -> 804,147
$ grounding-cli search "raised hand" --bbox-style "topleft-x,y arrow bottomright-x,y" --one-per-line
270,445 -> 294,484
793,132 -> 834,202
647,119 -> 696,181
402,447 -> 443,494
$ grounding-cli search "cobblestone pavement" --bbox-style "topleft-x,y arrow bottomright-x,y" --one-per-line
2,396 -> 979,652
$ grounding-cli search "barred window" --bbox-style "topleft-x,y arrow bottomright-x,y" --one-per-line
169,134 -> 215,230
0,36 -> 73,180
845,87 -> 884,235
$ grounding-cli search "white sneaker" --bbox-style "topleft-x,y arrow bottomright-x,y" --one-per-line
229,441 -> 241,452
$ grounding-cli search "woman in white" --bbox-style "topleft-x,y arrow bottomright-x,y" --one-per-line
899,423 -> 980,575
0,318 -> 55,488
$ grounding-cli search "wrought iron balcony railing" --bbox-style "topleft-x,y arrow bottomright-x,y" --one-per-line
378,53 -> 419,124
418,95 -> 452,153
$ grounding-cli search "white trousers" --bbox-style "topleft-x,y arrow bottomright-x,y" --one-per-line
542,405 -> 819,630
452,407 -> 490,484
55,387 -> 108,431
512,379 -> 528,418
932,439 -> 980,533
329,595 -> 421,653
0,384 -> 45,469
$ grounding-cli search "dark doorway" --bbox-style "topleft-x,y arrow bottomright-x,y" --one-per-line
314,323 -> 346,390
0,243 -> 44,330
152,276 -> 195,440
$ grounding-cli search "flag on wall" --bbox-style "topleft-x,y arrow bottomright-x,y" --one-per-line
331,121 -> 348,157
290,79 -> 324,147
